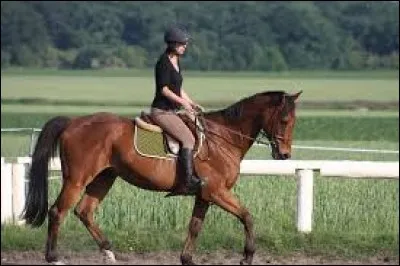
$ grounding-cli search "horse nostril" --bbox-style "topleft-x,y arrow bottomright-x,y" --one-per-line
282,153 -> 290,160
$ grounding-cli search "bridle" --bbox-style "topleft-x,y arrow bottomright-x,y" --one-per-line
259,98 -> 288,152
193,97 -> 288,152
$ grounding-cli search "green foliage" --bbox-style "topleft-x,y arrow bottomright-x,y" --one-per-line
1,50 -> 12,68
1,1 -> 398,70
253,46 -> 288,71
40,46 -> 61,68
115,45 -> 148,68
12,45 -> 41,67
1,2 -> 50,55
71,44 -> 150,69
73,46 -> 107,69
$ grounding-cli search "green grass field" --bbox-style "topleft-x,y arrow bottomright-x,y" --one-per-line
1,166 -> 398,258
1,104 -> 399,116
2,75 -> 398,102
1,115 -> 398,153
1,69 -> 399,259
1,69 -> 399,108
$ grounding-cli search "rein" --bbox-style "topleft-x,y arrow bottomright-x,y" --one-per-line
197,116 -> 272,146
193,100 -> 286,149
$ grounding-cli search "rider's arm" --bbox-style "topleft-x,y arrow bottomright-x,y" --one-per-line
161,86 -> 186,106
182,89 -> 204,111
181,89 -> 195,106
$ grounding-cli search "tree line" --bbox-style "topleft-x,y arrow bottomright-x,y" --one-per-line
1,1 -> 399,71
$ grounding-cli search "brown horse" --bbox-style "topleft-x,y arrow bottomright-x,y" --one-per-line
22,90 -> 302,265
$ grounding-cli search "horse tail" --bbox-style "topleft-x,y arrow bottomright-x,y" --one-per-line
23,116 -> 71,227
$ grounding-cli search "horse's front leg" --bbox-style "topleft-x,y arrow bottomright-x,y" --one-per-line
181,196 -> 210,265
211,189 -> 255,265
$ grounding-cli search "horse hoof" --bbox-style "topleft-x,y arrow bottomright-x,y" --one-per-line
103,249 -> 116,263
182,261 -> 196,265
181,254 -> 196,265
240,258 -> 252,265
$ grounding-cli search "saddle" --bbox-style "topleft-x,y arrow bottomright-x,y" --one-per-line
133,111 -> 205,158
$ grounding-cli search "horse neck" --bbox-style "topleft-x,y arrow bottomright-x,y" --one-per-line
204,104 -> 262,159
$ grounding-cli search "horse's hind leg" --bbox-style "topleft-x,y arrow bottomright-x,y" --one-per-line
211,189 -> 255,265
73,168 -> 117,263
181,196 -> 210,265
46,180 -> 84,263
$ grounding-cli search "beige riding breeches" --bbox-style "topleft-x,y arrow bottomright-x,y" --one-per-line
150,108 -> 195,149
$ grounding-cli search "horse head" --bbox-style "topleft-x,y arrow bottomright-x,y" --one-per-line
202,90 -> 302,162
258,90 -> 302,160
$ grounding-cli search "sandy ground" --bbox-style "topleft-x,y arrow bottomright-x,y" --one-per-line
1,250 -> 398,265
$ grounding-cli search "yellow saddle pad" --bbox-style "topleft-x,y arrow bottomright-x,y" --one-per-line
134,124 -> 176,159
133,112 -> 204,159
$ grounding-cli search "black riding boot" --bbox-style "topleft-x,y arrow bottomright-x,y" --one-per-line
179,148 -> 203,194
166,148 -> 203,197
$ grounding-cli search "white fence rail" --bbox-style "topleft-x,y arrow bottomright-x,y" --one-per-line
1,157 -> 399,232
254,143 -> 399,154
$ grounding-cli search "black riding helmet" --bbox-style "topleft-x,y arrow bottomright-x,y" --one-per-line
164,26 -> 190,44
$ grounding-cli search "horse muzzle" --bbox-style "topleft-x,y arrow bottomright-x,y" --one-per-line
278,153 -> 291,160
270,142 -> 290,160
271,151 -> 291,160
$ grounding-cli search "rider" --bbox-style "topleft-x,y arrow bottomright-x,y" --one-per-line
150,25 -> 203,195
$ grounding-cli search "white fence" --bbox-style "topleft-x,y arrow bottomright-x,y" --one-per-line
1,157 -> 398,232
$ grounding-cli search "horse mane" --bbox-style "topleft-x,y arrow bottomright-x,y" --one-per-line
207,90 -> 287,120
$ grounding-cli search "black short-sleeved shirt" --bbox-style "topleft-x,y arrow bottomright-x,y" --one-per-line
151,51 -> 183,110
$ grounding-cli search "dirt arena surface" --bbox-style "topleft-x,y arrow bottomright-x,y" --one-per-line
1,250 -> 398,265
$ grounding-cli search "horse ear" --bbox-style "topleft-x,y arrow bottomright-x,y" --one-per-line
291,90 -> 303,101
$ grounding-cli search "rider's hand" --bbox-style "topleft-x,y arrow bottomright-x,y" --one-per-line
192,103 -> 205,113
182,100 -> 194,113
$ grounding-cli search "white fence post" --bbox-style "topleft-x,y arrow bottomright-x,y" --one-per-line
296,169 -> 314,233
12,163 -> 27,223
1,162 -> 28,224
1,163 -> 13,224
